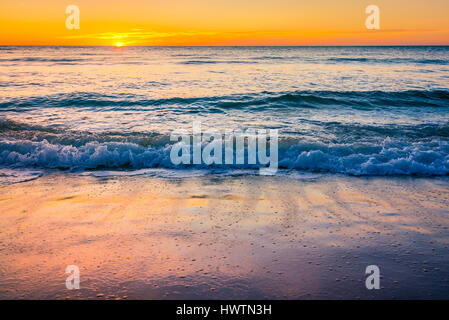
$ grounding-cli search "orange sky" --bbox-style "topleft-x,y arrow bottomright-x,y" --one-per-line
1,0 -> 448,46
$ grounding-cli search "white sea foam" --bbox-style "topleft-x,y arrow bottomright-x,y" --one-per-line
1,138 -> 448,176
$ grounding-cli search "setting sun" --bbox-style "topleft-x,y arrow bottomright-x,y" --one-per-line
115,42 -> 123,47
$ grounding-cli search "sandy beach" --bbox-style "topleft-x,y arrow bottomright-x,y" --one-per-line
0,173 -> 448,299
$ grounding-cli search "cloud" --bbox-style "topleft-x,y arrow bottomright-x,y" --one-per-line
59,30 -> 218,42
57,28 -> 449,46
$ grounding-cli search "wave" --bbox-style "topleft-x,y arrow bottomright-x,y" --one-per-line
278,139 -> 449,176
177,56 -> 449,65
0,57 -> 86,63
0,137 -> 447,176
2,90 -> 449,112
327,57 -> 449,65
2,115 -> 449,148
0,168 -> 42,184
179,59 -> 256,65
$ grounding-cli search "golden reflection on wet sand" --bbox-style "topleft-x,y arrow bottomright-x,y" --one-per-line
0,174 -> 448,299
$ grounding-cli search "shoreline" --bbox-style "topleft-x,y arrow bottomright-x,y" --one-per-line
0,173 -> 448,299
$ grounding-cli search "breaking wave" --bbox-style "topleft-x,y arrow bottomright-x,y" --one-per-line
0,136 -> 447,176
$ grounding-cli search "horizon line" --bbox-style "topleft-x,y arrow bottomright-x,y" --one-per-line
1,44 -> 449,47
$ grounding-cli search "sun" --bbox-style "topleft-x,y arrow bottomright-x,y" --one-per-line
115,42 -> 123,47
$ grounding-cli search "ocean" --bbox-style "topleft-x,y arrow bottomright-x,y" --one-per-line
1,46 -> 449,300
1,46 -> 448,183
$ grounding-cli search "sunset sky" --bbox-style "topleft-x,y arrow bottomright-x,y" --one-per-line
1,0 -> 448,46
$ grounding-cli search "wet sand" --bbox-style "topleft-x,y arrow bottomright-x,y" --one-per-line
0,173 -> 448,299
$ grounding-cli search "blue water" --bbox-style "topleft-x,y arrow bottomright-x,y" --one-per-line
0,46 -> 448,181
